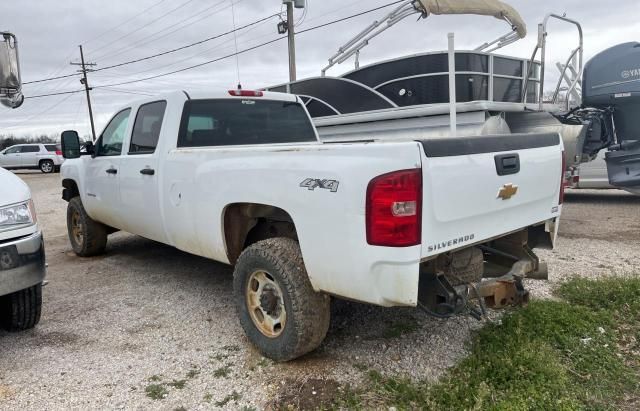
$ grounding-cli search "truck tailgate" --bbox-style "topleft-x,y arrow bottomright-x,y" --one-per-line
420,133 -> 563,258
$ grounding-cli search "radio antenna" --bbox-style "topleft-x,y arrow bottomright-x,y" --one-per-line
230,0 -> 242,89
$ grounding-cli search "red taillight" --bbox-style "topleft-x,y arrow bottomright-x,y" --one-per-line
55,150 -> 62,156
559,151 -> 566,205
228,90 -> 263,97
366,169 -> 422,247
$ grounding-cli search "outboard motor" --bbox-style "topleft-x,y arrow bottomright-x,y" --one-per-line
583,42 -> 640,192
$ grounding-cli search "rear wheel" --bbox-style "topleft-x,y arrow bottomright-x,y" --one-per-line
233,238 -> 330,362
39,160 -> 54,174
67,197 -> 108,257
0,283 -> 42,331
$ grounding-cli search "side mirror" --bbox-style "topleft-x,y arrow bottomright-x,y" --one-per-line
0,32 -> 24,109
61,130 -> 81,159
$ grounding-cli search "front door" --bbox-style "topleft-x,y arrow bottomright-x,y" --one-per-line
118,101 -> 167,242
1,146 -> 22,167
83,108 -> 132,229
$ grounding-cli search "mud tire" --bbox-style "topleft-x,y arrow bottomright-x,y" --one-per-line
233,238 -> 330,362
67,197 -> 108,257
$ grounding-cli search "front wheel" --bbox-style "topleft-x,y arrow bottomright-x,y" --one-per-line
67,197 -> 108,257
233,238 -> 330,362
39,160 -> 54,174
0,283 -> 42,331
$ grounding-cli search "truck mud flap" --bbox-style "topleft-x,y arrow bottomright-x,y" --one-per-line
605,141 -> 640,192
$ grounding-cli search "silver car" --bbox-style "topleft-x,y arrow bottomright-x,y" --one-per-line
0,143 -> 65,173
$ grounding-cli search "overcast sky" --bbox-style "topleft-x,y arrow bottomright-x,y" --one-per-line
0,0 -> 638,138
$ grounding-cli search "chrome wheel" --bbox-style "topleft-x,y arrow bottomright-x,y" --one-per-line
71,210 -> 83,246
40,161 -> 53,173
246,270 -> 286,338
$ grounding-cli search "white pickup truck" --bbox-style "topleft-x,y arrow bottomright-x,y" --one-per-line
60,89 -> 564,361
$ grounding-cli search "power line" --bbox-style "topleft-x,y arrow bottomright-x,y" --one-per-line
83,0 -> 171,46
23,0 -> 173,85
25,90 -> 84,99
2,92 -> 78,130
98,87 -> 154,97
94,13 -> 279,73
89,0 -> 201,59
94,1 -> 405,88
19,10 -> 277,86
95,0 -> 233,62
94,37 -> 284,88
23,72 -> 78,85
97,15 -> 274,80
23,0 -> 405,96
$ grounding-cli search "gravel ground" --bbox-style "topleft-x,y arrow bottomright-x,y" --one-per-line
0,171 -> 638,410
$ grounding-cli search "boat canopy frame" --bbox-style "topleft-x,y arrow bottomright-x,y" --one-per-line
319,1 -> 584,111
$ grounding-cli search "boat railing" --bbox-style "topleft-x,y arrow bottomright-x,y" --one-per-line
524,13 -> 584,110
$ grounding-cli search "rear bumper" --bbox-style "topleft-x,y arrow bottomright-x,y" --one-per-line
0,231 -> 46,297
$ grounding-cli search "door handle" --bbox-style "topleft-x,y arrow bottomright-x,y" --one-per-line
140,168 -> 155,176
106,168 -> 118,175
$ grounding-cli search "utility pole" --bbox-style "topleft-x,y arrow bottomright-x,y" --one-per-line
286,1 -> 296,82
71,45 -> 97,141
279,0 -> 304,82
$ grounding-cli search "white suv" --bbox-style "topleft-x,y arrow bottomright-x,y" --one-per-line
0,143 -> 65,173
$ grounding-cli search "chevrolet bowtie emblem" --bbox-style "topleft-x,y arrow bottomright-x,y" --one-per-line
497,183 -> 519,200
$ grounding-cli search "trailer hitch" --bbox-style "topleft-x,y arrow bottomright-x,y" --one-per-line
418,258 -> 540,320
474,260 -> 533,309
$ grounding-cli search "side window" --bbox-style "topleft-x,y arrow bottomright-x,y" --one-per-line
22,146 -> 40,153
97,109 -> 131,157
129,101 -> 167,154
5,146 -> 21,154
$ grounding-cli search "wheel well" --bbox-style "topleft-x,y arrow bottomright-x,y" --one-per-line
223,203 -> 298,264
39,159 -> 53,165
62,179 -> 79,202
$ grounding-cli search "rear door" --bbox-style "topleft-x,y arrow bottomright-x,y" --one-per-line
1,146 -> 22,167
19,145 -> 40,167
84,108 -> 132,229
419,133 -> 563,258
118,101 -> 167,242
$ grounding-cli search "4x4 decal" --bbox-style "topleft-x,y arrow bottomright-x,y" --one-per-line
300,178 -> 340,193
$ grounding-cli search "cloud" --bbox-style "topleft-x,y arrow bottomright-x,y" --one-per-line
1,0 -> 638,138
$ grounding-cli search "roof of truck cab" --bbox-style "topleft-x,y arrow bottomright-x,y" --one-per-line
119,89 -> 299,109
185,89 -> 298,102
